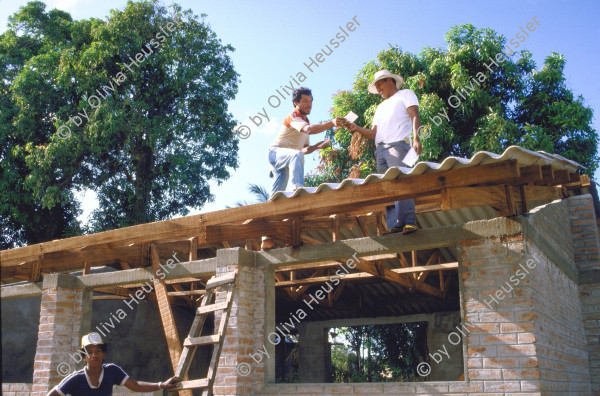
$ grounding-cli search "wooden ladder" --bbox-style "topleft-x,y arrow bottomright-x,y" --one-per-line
169,270 -> 238,395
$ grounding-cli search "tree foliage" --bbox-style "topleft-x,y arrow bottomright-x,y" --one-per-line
1,1 -> 240,248
307,24 -> 598,185
331,323 -> 428,383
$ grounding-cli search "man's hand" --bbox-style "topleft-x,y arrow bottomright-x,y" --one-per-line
161,376 -> 181,389
413,140 -> 423,156
332,117 -> 347,128
344,121 -> 357,131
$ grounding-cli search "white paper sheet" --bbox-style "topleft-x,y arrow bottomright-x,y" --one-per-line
403,147 -> 419,167
344,111 -> 358,123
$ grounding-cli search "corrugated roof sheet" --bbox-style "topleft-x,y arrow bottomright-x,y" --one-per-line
270,145 -> 583,200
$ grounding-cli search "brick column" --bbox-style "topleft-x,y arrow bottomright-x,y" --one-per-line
213,248 -> 264,395
568,194 -> 599,273
460,234 -> 534,394
31,273 -> 92,396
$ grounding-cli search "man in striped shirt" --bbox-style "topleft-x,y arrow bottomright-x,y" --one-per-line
267,87 -> 345,197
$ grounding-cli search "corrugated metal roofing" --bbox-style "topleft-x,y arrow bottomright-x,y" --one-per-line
270,145 -> 583,200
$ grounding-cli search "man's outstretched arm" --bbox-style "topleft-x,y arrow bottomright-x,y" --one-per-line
124,376 -> 180,392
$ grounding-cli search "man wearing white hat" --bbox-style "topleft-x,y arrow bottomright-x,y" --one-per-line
48,332 -> 180,395
345,70 -> 422,234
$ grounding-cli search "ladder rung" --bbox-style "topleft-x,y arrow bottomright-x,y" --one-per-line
183,334 -> 220,347
196,301 -> 228,315
174,378 -> 209,390
206,271 -> 237,289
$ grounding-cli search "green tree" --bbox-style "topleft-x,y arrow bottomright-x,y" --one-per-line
1,0 -> 239,248
332,323 -> 428,383
308,24 -> 598,185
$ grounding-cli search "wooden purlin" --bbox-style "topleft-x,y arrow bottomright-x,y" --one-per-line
150,244 -> 192,396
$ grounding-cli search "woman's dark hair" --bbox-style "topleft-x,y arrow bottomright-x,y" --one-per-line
292,87 -> 313,105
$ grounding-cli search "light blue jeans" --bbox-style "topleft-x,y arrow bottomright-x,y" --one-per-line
268,146 -> 305,196
375,141 -> 416,230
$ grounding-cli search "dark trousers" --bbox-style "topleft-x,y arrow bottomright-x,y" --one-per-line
375,142 -> 416,230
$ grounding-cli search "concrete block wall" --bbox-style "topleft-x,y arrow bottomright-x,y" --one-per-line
579,282 -> 600,394
1,383 -> 33,395
524,243 -> 591,394
569,194 -> 600,394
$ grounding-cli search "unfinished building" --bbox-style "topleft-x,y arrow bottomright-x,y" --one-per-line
2,146 -> 599,395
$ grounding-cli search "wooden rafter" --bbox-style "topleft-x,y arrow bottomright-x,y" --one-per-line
276,262 -> 458,296
150,244 -> 188,396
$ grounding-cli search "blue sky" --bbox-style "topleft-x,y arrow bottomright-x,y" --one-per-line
2,0 -> 599,220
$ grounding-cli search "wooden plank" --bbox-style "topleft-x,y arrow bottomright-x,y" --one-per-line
183,335 -> 220,347
291,219 -> 301,247
206,271 -> 237,289
274,254 -> 399,272
356,216 -> 369,237
168,290 -> 206,297
174,378 -> 209,390
332,215 -> 340,242
196,301 -> 228,315
517,165 -> 543,184
441,186 -> 509,214
30,259 -> 42,283
505,185 -> 516,216
523,185 -> 563,209
202,220 -> 291,244
539,165 -> 555,186
151,244 -> 186,391
189,237 -> 198,261
553,170 -> 570,185
376,213 -> 386,235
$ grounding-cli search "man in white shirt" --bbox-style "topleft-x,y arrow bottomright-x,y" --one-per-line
345,70 -> 422,234
268,87 -> 344,197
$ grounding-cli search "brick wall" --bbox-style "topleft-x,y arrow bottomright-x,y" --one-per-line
460,234 -> 542,394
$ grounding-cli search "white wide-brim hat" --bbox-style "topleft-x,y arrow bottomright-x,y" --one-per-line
367,70 -> 404,94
